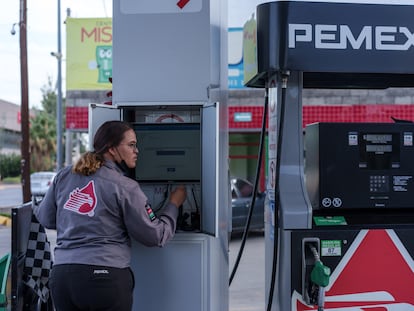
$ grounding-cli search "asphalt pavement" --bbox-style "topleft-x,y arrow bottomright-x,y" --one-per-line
0,182 -> 266,311
0,183 -> 22,211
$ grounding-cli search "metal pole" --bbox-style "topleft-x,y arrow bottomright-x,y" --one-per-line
19,0 -> 31,203
56,0 -> 63,170
65,130 -> 72,166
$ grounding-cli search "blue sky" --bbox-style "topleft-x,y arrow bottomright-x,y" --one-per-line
0,0 -> 266,109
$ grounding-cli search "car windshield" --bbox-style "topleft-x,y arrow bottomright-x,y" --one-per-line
233,179 -> 253,198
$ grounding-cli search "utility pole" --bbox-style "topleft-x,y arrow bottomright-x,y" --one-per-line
19,0 -> 31,203
56,0 -> 63,170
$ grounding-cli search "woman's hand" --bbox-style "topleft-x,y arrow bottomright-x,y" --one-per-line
169,186 -> 187,208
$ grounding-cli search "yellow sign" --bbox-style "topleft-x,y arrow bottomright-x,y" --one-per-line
243,17 -> 258,87
66,18 -> 113,90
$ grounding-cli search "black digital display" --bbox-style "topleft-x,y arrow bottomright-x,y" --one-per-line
364,134 -> 392,143
359,132 -> 400,170
366,145 -> 392,153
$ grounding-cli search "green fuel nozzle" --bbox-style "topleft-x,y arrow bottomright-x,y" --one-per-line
308,245 -> 331,310
311,260 -> 331,288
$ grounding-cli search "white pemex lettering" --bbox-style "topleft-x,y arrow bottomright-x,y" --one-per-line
288,24 -> 312,48
288,23 -> 414,51
340,25 -> 372,50
315,25 -> 372,50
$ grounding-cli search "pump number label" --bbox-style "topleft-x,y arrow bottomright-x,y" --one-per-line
321,240 -> 342,257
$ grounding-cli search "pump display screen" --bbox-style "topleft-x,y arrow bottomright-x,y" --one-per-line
358,132 -> 400,170
366,145 -> 392,153
364,134 -> 392,142
134,123 -> 201,182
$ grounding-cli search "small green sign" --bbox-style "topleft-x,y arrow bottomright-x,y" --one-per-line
313,216 -> 347,226
321,240 -> 342,257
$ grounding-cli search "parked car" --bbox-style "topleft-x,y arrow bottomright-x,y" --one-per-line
30,171 -> 56,203
231,177 -> 265,233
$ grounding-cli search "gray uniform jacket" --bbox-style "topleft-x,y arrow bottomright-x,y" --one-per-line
33,160 -> 179,268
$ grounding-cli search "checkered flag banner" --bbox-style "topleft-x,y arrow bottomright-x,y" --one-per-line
23,214 -> 53,303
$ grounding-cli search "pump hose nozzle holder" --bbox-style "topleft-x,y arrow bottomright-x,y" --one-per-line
309,246 -> 331,310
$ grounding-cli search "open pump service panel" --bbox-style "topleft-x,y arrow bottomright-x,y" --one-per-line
130,106 -> 202,232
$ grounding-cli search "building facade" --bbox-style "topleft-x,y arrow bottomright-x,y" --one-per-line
0,99 -> 21,155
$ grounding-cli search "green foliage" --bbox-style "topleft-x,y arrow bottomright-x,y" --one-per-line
0,154 -> 21,180
30,77 -> 65,171
30,109 -> 57,171
1,176 -> 20,184
40,78 -> 58,115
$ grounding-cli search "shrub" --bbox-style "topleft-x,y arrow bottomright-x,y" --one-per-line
0,154 -> 21,180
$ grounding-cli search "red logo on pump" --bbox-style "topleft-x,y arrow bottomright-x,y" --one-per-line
293,229 -> 414,310
177,0 -> 190,9
64,180 -> 97,217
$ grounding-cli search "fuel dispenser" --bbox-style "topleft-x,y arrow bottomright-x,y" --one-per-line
89,1 -> 229,310
244,1 -> 414,310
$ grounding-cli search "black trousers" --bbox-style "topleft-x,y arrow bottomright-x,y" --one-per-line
50,264 -> 135,311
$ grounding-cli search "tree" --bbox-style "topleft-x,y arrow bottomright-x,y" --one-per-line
30,77 -> 65,171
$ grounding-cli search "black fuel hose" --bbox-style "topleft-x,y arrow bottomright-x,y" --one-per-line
229,87 -> 269,286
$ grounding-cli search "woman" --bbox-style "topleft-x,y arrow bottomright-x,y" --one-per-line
34,120 -> 186,311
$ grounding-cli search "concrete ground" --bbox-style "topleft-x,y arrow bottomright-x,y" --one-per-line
0,205 -> 265,311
